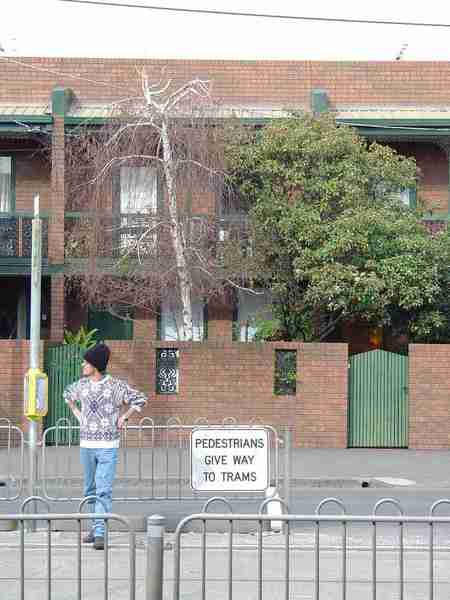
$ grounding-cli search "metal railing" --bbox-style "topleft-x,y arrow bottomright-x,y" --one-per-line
0,212 -> 48,258
171,497 -> 450,600
0,508 -> 136,600
41,418 -> 284,502
0,419 -> 24,501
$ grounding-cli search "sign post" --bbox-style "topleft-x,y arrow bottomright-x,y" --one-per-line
25,194 -> 48,531
191,427 -> 269,493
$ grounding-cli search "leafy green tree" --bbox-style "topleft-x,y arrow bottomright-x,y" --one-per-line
226,114 -> 450,342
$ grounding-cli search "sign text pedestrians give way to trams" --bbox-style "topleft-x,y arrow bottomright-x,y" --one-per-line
191,427 -> 269,492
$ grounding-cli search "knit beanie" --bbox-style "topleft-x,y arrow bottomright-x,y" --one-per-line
84,343 -> 110,373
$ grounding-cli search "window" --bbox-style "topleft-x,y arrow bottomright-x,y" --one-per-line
387,186 -> 416,209
382,184 -> 417,209
0,157 -> 13,212
120,166 -> 157,214
159,297 -> 206,341
217,187 -> 249,255
88,306 -> 134,340
116,166 -> 158,254
235,290 -> 272,342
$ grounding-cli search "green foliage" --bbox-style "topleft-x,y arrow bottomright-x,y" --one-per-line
253,317 -> 283,341
227,114 -> 450,342
274,350 -> 297,395
63,326 -> 99,350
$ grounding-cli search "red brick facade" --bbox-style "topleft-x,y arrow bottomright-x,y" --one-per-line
106,340 -> 348,448
409,344 -> 450,449
0,57 -> 449,341
1,58 -> 450,448
0,339 -> 448,449
0,341 -> 43,430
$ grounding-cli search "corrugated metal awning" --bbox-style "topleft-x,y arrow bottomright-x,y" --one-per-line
335,106 -> 450,121
0,103 -> 50,116
66,103 -> 295,121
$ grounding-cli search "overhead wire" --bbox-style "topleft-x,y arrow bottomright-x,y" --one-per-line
56,0 -> 450,29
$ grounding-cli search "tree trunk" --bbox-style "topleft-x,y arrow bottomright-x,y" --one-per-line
160,120 -> 194,340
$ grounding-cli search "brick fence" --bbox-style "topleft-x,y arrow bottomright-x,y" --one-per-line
409,344 -> 450,449
0,341 -> 44,431
2,341 -> 449,449
105,340 -> 348,448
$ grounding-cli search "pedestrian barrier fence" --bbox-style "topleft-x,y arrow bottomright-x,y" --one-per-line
0,418 -> 24,501
38,417 -> 285,502
0,508 -> 136,600
2,495 -> 450,599
171,497 -> 450,600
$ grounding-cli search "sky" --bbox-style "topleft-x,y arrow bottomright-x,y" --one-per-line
2,0 -> 450,61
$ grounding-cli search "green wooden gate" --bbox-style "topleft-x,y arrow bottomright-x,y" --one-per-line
348,349 -> 408,448
44,345 -> 83,444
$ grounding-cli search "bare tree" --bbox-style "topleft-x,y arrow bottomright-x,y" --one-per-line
65,72 -> 253,339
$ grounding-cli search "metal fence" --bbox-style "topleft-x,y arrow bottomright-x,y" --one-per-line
41,418 -> 284,502
0,505 -> 136,600
171,497 -> 450,600
0,419 -> 24,501
2,495 -> 450,599
0,417 -> 287,503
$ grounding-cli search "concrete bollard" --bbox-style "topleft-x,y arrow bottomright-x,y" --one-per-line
265,486 -> 283,532
146,515 -> 165,600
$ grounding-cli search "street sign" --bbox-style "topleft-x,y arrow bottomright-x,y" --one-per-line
191,427 -> 269,492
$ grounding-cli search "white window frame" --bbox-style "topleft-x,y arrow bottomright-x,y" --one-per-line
160,296 -> 206,341
0,156 -> 13,213
118,166 -> 158,253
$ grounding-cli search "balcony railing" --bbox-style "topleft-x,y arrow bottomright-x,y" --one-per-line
65,212 -> 157,259
65,211 -> 251,263
0,213 -> 48,259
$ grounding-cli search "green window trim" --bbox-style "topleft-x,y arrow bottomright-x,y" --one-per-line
0,154 -> 15,212
202,301 -> 208,341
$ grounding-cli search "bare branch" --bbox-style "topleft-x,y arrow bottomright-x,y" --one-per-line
64,73 -> 252,340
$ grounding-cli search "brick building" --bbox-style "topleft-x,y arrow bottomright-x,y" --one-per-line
1,58 -> 450,448
0,57 -> 449,345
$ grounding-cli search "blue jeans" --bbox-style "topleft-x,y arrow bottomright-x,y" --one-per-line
80,447 -> 119,537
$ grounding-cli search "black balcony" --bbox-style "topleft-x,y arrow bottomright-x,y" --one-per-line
0,213 -> 48,259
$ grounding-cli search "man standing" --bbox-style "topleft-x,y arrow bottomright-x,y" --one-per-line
64,343 -> 147,549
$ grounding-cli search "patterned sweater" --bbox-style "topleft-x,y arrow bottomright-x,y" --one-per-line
63,375 -> 147,448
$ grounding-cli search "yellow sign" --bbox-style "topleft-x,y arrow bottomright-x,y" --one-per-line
24,368 -> 48,420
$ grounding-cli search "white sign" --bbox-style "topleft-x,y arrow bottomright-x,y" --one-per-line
191,427 -> 269,492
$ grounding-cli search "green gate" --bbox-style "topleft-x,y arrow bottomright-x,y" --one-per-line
44,345 -> 83,445
348,349 -> 408,448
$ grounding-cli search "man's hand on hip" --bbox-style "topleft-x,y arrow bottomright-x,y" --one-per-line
117,415 -> 128,429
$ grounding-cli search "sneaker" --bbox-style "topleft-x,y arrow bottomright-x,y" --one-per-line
94,536 -> 105,550
82,531 -> 95,544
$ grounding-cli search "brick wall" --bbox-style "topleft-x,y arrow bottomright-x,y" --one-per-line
409,344 -> 450,449
2,338 -> 450,450
0,341 -> 43,430
105,340 -> 348,448
15,153 -> 51,213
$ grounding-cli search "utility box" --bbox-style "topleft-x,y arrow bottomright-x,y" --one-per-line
24,368 -> 48,420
